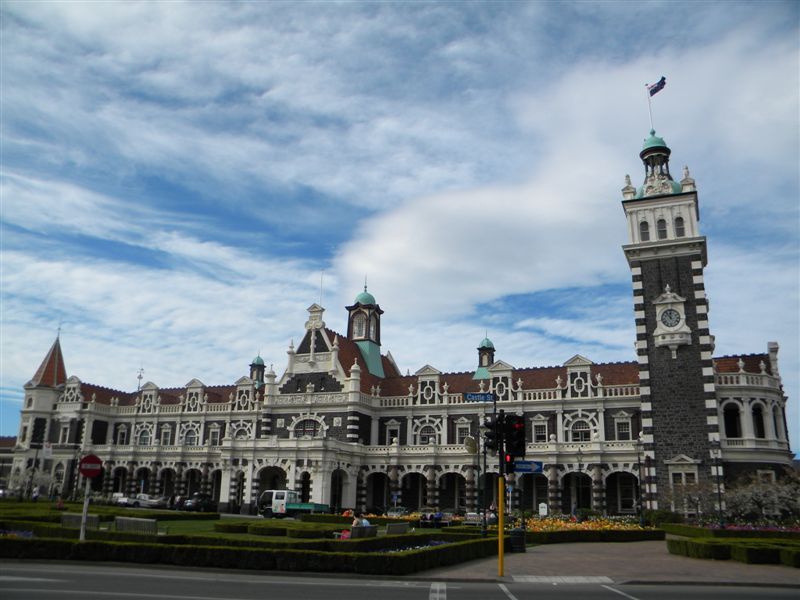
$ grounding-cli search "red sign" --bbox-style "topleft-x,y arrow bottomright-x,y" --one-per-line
79,454 -> 103,478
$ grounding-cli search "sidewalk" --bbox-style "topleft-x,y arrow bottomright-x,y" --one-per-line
421,540 -> 800,586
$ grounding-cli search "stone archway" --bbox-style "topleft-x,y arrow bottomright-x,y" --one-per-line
134,467 -> 150,494
365,471 -> 390,514
438,472 -> 467,514
561,472 -> 592,514
400,472 -> 427,511
518,473 -> 549,514
605,471 -> 638,515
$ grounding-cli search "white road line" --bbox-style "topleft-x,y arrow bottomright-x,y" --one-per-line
601,584 -> 642,600
498,583 -> 518,600
512,576 -> 613,584
429,582 -> 446,600
0,577 -> 65,582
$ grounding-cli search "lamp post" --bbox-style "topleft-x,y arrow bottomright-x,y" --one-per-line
635,435 -> 644,527
710,440 -> 725,529
574,446 -> 583,515
479,419 -> 488,536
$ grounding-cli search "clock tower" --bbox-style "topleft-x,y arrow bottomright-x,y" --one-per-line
621,130 -> 720,510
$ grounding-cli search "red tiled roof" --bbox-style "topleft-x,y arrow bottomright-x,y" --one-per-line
714,354 -> 772,375
30,337 -> 66,388
0,436 -> 17,448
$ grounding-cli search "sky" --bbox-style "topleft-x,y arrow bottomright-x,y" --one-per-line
1,1 -> 798,454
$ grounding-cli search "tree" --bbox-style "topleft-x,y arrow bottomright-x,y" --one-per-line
724,468 -> 800,522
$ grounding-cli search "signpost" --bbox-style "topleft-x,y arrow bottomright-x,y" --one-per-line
78,454 -> 103,542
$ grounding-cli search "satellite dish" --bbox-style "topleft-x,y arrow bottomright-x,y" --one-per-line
464,435 -> 478,455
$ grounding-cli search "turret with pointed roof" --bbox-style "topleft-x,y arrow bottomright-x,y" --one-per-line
28,336 -> 67,388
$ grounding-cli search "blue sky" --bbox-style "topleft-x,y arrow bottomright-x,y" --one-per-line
1,1 -> 798,453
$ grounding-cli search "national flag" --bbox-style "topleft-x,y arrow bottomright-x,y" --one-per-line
647,76 -> 666,96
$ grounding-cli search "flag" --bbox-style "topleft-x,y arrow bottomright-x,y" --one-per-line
648,76 -> 666,96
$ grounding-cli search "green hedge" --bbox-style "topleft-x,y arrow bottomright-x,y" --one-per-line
213,522 -> 250,534
0,535 -> 497,575
661,524 -> 800,540
668,537 -> 800,567
525,529 -> 664,544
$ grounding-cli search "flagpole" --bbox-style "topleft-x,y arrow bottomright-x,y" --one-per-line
646,84 -> 654,130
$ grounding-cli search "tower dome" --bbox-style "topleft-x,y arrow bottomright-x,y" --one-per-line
636,129 -> 682,198
479,336 -> 495,350
354,286 -> 376,305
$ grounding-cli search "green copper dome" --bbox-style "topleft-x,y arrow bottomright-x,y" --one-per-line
642,129 -> 667,151
479,337 -> 495,350
251,355 -> 265,366
355,287 -> 376,305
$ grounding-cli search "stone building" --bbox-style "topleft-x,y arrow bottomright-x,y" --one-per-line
10,131 -> 794,516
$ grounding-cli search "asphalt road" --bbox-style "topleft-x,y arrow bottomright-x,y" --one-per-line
1,562 -> 798,600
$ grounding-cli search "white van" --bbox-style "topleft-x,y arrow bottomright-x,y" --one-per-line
258,489 -> 299,517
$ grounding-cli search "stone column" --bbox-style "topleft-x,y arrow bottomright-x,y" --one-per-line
547,465 -> 560,514
102,463 -> 114,496
426,468 -> 437,509
356,468 -> 367,512
389,465 -> 400,507
465,465 -> 476,512
591,464 -> 605,514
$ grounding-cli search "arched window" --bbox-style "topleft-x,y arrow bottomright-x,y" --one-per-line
752,405 -> 766,438
773,406 -> 783,440
138,430 -> 151,446
674,216 -> 685,237
723,404 -> 742,438
639,221 -> 650,241
419,425 -> 438,445
369,315 -> 377,341
234,428 -> 250,440
353,313 -> 366,338
184,430 -> 198,445
117,427 -> 128,446
571,420 -> 591,442
295,419 -> 319,438
657,219 -> 668,239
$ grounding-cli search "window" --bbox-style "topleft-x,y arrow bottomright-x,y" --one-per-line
419,425 -> 438,445
117,428 -> 128,446
615,420 -> 631,441
752,404 -> 766,438
184,430 -> 198,445
723,404 -> 742,437
657,219 -> 668,239
138,430 -> 151,446
26,397 -> 32,408
456,425 -> 471,445
758,470 -> 776,484
639,221 -> 650,241
534,423 -> 548,442
295,419 -> 319,438
369,315 -> 377,340
208,428 -> 220,446
674,216 -> 685,237
160,428 -> 172,445
60,425 -> 70,444
386,426 -> 399,445
353,313 -> 366,338
571,420 -> 591,442
20,426 -> 28,443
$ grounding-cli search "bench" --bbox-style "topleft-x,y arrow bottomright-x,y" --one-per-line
462,512 -> 482,526
349,525 -> 378,539
61,513 -> 100,530
114,516 -> 160,535
384,522 -> 410,535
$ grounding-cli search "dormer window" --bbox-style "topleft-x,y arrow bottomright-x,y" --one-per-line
639,221 -> 650,241
657,218 -> 668,239
571,420 -> 591,442
674,216 -> 685,237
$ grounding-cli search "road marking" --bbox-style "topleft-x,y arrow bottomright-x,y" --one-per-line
429,582 -> 446,600
601,585 -> 642,600
0,577 -> 65,582
512,576 -> 613,584
498,583 -> 518,600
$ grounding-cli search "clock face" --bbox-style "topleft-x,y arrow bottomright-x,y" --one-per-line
660,308 -> 681,328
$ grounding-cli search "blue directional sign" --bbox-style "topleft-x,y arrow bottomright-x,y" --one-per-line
464,393 -> 495,402
513,460 -> 543,473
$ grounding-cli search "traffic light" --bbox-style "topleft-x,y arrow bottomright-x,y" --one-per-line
504,452 -> 516,474
483,414 -> 501,453
504,413 -> 526,458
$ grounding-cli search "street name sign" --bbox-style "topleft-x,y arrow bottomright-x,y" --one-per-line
464,393 -> 495,402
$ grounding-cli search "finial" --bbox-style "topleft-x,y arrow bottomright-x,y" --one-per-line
625,174 -> 631,186
364,275 -> 368,293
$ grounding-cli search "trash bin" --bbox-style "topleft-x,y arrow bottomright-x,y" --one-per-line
508,528 -> 526,553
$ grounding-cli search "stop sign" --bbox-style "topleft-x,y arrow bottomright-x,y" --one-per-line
79,454 -> 103,478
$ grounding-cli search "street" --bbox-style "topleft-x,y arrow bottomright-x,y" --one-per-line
1,562 -> 797,600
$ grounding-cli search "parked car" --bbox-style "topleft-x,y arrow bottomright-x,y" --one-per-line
119,493 -> 167,508
386,506 -> 408,517
181,492 -> 217,512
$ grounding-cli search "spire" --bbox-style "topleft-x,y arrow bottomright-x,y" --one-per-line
30,336 -> 67,387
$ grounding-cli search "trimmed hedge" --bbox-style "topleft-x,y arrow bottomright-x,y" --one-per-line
0,535 -> 497,575
525,529 -> 664,544
661,523 -> 800,540
667,537 -> 800,567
